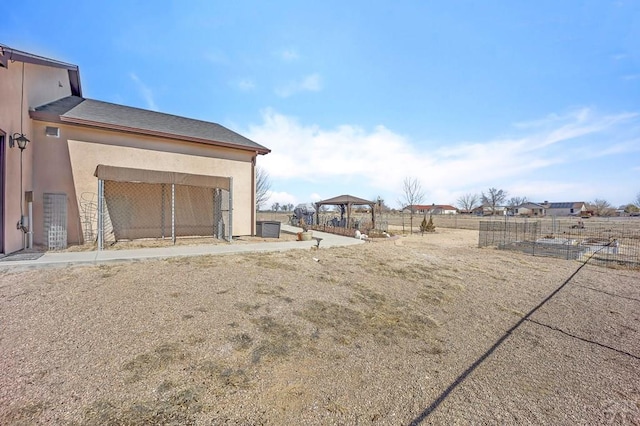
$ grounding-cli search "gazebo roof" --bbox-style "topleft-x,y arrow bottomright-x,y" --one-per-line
315,194 -> 375,206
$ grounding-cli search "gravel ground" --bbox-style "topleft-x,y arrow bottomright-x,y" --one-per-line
1,228 -> 638,425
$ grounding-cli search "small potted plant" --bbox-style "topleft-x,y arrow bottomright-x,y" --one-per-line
297,219 -> 313,241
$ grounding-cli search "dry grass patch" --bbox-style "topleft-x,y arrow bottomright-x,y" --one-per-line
2,228 -> 638,424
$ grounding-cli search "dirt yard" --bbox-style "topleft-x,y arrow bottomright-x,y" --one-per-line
1,228 -> 638,424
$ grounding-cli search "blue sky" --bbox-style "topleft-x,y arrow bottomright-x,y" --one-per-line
3,1 -> 639,208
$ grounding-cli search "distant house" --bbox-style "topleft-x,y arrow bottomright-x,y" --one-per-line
473,204 -> 508,216
1,44 -> 270,255
406,204 -> 458,215
541,202 -> 587,217
513,202 -> 546,217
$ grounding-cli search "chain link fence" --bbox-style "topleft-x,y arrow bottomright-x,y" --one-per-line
95,180 -> 231,249
479,219 -> 640,269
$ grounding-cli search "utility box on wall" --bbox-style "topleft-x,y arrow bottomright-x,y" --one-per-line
256,221 -> 281,238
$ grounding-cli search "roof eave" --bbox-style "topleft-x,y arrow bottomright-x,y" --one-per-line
0,46 -> 83,97
31,114 -> 270,154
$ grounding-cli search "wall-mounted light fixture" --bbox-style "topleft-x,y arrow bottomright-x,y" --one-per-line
9,132 -> 29,150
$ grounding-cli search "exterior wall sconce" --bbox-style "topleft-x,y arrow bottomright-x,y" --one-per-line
9,132 -> 30,150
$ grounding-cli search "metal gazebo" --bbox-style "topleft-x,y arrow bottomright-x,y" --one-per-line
314,194 -> 376,230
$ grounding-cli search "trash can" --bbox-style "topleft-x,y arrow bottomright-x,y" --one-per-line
256,221 -> 281,238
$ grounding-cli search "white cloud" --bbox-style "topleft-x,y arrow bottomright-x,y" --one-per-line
275,73 -> 322,97
129,72 -> 158,111
233,78 -> 256,91
247,108 -> 639,206
279,49 -> 299,61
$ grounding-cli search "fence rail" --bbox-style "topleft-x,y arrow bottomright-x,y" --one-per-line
478,219 -> 640,269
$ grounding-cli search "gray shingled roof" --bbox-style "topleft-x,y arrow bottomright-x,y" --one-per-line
31,96 -> 269,154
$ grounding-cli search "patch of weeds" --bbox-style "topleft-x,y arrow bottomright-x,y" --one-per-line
229,332 -> 253,350
122,343 -> 187,382
82,388 -> 202,426
197,360 -> 219,378
170,387 -> 201,410
219,367 -> 250,388
374,263 -> 435,282
235,302 -> 262,313
196,360 -> 251,389
3,401 -> 50,424
296,300 -> 364,342
186,255 -> 218,268
319,273 -> 340,284
352,286 -> 387,307
97,264 -> 120,279
156,380 -> 175,393
185,334 -> 205,345
299,294 -> 439,346
255,285 -> 285,296
248,254 -> 298,271
433,268 -> 465,282
418,286 -> 449,305
250,316 -> 302,363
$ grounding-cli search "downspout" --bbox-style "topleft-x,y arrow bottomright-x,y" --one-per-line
228,176 -> 233,242
251,154 -> 256,236
27,200 -> 33,249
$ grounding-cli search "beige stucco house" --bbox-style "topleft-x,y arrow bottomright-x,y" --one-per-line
540,202 -> 587,217
1,44 -> 269,255
513,202 -> 546,217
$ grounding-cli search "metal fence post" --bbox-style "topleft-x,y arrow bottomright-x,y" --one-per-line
171,183 -> 175,245
228,177 -> 233,242
97,179 -> 104,251
161,183 -> 166,239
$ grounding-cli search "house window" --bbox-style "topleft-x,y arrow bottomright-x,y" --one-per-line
570,208 -> 574,214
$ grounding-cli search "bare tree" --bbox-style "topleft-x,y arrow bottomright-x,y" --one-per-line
507,196 -> 528,207
481,188 -> 508,215
400,177 -> 425,234
456,193 -> 479,213
271,202 -> 280,212
255,166 -> 271,211
636,192 -> 640,208
372,195 -> 391,212
590,198 -> 613,216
